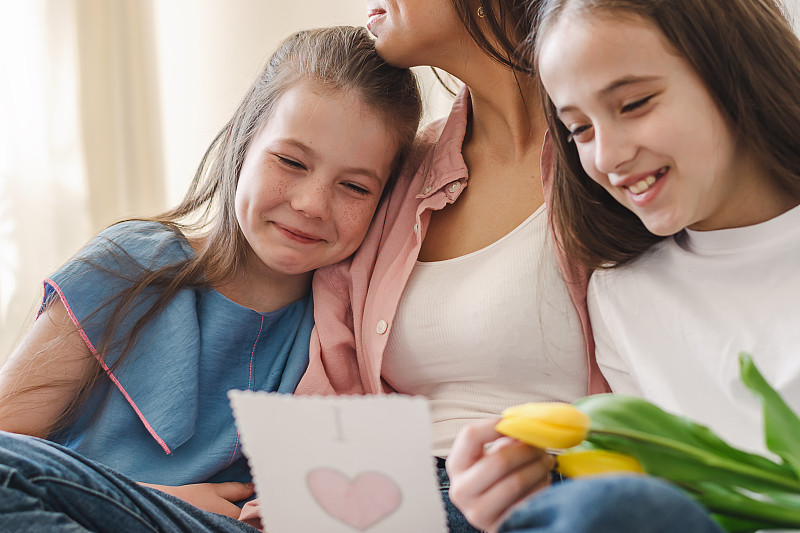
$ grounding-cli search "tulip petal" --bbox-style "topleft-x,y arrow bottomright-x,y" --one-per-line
556,449 -> 643,478
496,402 -> 589,450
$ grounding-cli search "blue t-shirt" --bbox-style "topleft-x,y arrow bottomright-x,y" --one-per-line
41,221 -> 314,485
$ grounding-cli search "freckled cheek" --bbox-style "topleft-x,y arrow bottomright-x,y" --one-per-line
335,201 -> 380,242
260,166 -> 290,197
269,179 -> 289,198
243,170 -> 291,205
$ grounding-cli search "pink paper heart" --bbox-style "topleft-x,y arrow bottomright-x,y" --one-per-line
306,467 -> 402,531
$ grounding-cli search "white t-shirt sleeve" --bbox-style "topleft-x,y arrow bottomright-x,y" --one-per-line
587,272 -> 644,396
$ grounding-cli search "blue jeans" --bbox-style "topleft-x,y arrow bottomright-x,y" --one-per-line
0,431 -> 258,532
438,464 -> 482,533
499,476 -> 725,533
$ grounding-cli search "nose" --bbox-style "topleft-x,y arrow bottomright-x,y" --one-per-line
289,175 -> 331,220
593,124 -> 636,176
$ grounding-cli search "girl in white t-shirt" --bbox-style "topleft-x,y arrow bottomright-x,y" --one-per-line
537,0 -> 800,452
447,0 -> 800,531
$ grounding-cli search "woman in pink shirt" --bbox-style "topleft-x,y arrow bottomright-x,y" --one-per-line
296,1 -> 608,530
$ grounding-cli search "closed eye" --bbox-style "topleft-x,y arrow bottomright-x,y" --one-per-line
567,124 -> 592,143
277,155 -> 305,170
344,182 -> 370,196
621,95 -> 654,113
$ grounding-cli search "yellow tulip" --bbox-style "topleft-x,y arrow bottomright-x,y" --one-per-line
495,402 -> 590,450
556,450 -> 644,478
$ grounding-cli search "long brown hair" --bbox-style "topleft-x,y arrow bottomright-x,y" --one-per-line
532,0 -> 800,270
451,0 -> 541,73
48,26 -> 422,434
427,0 -> 543,96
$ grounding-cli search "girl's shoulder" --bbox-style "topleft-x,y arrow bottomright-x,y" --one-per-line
589,237 -> 677,296
80,220 -> 195,271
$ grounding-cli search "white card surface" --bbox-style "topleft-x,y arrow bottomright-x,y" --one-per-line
228,391 -> 447,533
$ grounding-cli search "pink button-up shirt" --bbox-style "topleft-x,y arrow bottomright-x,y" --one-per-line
238,88 -> 608,530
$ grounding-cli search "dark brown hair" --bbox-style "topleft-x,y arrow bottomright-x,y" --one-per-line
532,0 -> 800,270
451,0 -> 541,73
47,26 -> 422,434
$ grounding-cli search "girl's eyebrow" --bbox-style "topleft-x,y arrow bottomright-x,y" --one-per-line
599,75 -> 662,96
556,75 -> 662,117
345,167 -> 382,184
277,138 -> 314,155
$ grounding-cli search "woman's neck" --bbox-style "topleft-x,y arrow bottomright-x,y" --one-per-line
451,52 -> 546,161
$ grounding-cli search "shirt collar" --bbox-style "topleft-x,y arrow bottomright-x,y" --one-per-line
417,87 -> 470,197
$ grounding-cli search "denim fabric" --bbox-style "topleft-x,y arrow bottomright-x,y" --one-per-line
0,431 -> 258,533
438,465 -> 483,533
499,476 -> 725,533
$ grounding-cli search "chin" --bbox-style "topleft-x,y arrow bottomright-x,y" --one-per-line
642,220 -> 684,237
374,41 -> 414,68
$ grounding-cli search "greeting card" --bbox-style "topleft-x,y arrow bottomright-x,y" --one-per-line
228,392 -> 447,532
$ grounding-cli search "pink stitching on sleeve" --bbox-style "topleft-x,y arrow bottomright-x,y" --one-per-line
44,278 -> 173,455
226,315 -> 264,467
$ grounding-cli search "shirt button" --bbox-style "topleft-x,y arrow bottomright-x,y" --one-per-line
423,186 -> 432,194
376,320 -> 388,335
447,181 -> 461,193
413,223 -> 419,235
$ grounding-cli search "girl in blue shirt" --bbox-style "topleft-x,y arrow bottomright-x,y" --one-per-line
0,25 -> 421,530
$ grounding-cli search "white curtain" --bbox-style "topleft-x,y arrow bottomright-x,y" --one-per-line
0,0 -> 168,359
0,1 -> 91,357
0,0 -> 454,362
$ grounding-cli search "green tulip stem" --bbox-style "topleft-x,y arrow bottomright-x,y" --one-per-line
588,429 -> 800,493
684,483 -> 800,526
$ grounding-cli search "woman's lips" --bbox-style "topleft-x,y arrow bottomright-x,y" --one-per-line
367,9 -> 386,31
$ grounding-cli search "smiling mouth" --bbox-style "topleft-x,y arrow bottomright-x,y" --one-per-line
274,223 -> 323,244
627,167 -> 668,195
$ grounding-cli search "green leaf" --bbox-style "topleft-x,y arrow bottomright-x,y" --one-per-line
574,394 -> 800,494
739,352 -> 800,477
710,513 -> 773,533
685,482 -> 800,530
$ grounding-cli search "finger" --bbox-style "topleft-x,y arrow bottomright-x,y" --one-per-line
448,441 -> 549,530
487,473 -> 553,533
454,439 -> 549,497
454,448 -> 554,531
447,418 -> 504,475
486,435 -> 524,453
213,481 -> 256,502
213,499 -> 246,519
473,452 -> 555,530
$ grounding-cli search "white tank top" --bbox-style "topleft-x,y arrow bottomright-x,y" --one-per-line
382,205 -> 588,457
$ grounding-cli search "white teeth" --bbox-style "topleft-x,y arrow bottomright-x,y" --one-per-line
627,174 -> 657,194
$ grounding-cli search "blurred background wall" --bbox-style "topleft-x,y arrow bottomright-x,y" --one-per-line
0,0 -> 798,362
0,0 -> 456,361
